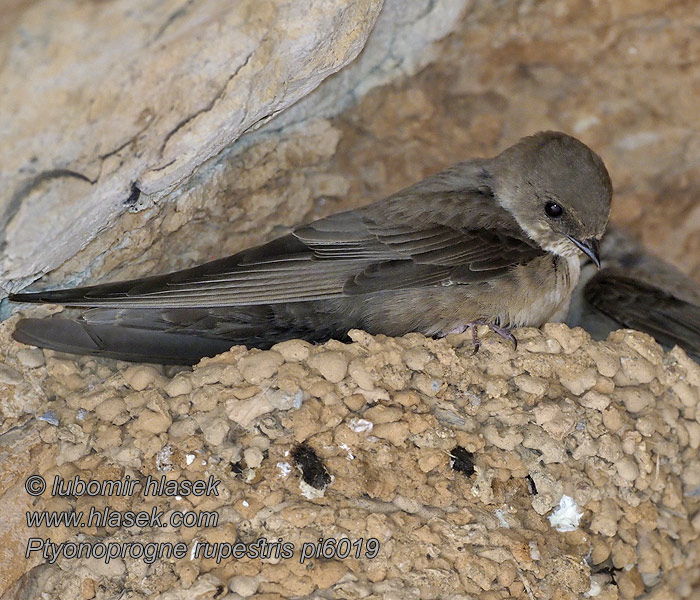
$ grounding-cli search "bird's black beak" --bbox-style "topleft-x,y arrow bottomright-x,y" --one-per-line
567,236 -> 601,269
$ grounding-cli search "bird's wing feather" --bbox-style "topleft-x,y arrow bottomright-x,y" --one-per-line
12,318 -> 234,365
11,188 -> 545,308
584,269 -> 700,356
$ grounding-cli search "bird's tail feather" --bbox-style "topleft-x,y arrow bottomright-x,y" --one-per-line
13,318 -> 235,365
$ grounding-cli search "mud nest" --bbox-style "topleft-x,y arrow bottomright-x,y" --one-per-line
1,318 -> 699,599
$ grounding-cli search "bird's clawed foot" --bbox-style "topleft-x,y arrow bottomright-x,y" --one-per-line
443,321 -> 518,353
458,320 -> 517,354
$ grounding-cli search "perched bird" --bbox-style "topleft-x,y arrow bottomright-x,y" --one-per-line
567,226 -> 700,360
10,131 -> 612,365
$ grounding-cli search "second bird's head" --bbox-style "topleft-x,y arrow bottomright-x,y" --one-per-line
491,131 -> 612,268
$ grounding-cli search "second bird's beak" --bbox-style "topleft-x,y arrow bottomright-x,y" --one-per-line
568,236 -> 601,269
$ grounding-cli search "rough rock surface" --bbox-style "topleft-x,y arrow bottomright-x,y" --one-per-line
1,321 -> 699,598
252,0 -> 470,135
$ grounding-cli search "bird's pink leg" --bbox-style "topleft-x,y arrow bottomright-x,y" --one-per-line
472,320 -> 517,352
444,320 -> 517,353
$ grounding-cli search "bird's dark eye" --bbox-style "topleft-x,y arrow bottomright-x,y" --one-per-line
545,201 -> 563,218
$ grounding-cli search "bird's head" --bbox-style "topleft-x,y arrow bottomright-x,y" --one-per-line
490,131 -> 612,268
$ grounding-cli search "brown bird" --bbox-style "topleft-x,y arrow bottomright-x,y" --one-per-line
10,131 -> 612,364
567,226 -> 700,360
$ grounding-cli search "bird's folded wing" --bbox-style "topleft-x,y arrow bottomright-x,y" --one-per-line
11,206 -> 544,308
12,318 -> 234,365
584,269 -> 700,356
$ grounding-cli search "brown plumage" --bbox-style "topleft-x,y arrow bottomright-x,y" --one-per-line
10,131 -> 613,364
567,226 -> 700,359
